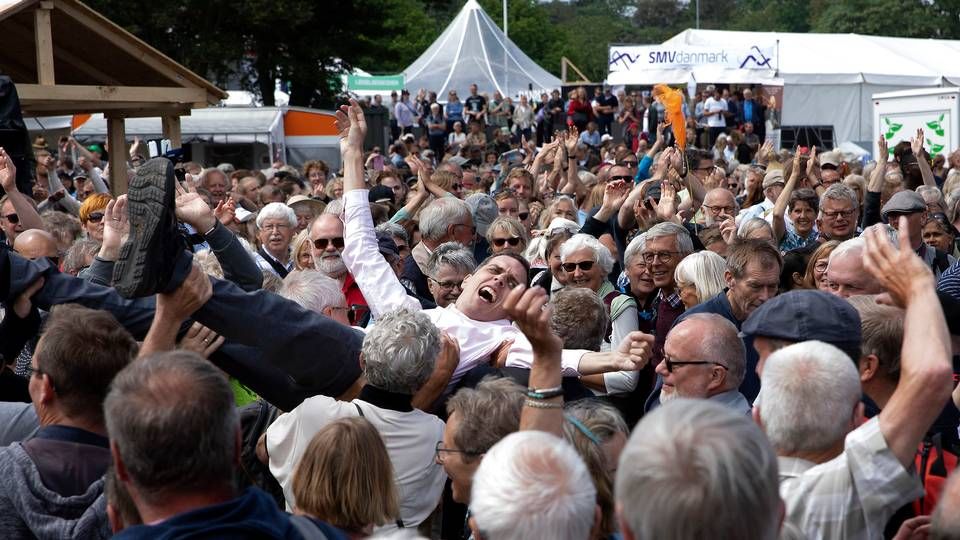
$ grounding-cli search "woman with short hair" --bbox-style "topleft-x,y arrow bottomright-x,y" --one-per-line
673,251 -> 726,310
486,216 -> 528,256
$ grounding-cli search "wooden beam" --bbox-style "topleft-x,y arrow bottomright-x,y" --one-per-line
17,84 -> 207,104
20,101 -> 196,115
162,115 -> 182,148
106,117 -> 128,195
34,3 -> 54,85
3,16 -> 122,85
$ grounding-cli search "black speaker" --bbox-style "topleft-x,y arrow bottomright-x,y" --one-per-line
781,125 -> 834,150
0,76 -> 34,195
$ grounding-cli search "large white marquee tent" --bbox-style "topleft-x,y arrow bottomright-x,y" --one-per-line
403,0 -> 561,100
608,29 -> 960,145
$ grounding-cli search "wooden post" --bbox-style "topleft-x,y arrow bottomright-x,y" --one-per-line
161,115 -> 182,149
106,116 -> 128,195
35,2 -> 55,85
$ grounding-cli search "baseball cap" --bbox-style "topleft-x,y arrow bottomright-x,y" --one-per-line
376,232 -> 400,259
740,289 -> 862,361
761,169 -> 785,189
368,185 -> 396,205
235,207 -> 257,223
601,134 -> 614,144
465,193 -> 498,236
401,133 -> 415,143
881,190 -> 926,222
819,151 -> 842,169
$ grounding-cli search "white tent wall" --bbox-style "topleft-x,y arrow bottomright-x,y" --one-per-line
611,29 -> 960,150
403,0 -> 561,99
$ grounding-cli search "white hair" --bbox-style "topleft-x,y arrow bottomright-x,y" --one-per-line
615,399 -> 780,540
828,236 -> 866,267
362,309 -> 440,395
471,431 -> 596,540
560,233 -> 615,274
818,184 -> 860,218
622,232 -> 646,266
279,270 -> 345,315
256,202 -> 297,229
674,251 -> 726,304
645,221 -> 694,255
419,197 -> 472,242
758,340 -> 861,454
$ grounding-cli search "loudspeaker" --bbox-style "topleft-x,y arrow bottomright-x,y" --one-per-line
781,125 -> 834,151
0,76 -> 34,195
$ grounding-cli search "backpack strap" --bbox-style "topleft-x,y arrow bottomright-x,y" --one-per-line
353,402 -> 365,418
934,249 -> 951,275
288,514 -> 328,540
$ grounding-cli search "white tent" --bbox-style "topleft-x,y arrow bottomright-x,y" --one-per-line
608,29 -> 960,145
403,0 -> 561,99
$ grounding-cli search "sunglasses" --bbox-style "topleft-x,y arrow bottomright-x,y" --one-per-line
518,212 -> 529,221
88,212 -> 105,223
619,161 -> 639,168
610,175 -> 633,182
561,260 -> 595,273
313,237 -> 345,250
452,183 -> 463,190
492,237 -> 521,247
3,213 -> 18,224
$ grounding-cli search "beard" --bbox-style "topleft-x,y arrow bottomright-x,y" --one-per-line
315,254 -> 347,278
659,387 -> 678,405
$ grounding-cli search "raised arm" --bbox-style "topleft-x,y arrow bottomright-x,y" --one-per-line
0,148 -> 44,233
911,128 -> 937,188
139,265 -> 212,358
773,148 -> 803,242
864,218 -> 954,468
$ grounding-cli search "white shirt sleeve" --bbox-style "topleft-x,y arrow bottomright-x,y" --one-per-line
505,331 -> 585,377
603,304 -> 640,394
342,189 -> 420,319
267,397 -> 341,508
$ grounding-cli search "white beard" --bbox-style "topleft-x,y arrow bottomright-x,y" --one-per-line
315,254 -> 347,278
659,387 -> 678,405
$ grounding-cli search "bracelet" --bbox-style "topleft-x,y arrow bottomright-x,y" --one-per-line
527,386 -> 564,400
525,399 -> 563,409
203,223 -> 218,236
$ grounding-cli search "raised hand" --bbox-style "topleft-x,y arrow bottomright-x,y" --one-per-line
214,197 -> 236,226
334,98 -> 367,156
100,196 -> 129,258
503,284 -> 562,358
911,128 -> 924,155
720,217 -> 737,245
612,331 -> 654,371
602,179 -> 631,211
564,126 -> 579,153
863,218 -> 933,308
0,147 -> 18,193
174,180 -> 216,232
805,145 -> 819,180
758,139 -> 774,165
657,179 -> 679,222
877,135 -> 889,163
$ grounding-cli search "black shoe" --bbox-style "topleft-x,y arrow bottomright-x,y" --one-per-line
112,158 -> 184,298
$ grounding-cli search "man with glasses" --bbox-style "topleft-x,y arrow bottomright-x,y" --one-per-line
642,223 -> 694,366
881,190 -> 955,277
310,212 -> 368,312
0,148 -> 44,246
253,202 -> 296,278
653,313 -> 750,414
815,184 -> 859,243
403,197 -> 475,303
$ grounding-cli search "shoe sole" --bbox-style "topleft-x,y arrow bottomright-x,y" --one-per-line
112,159 -> 175,298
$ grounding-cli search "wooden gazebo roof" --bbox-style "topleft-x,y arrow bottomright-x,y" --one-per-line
0,0 -> 227,191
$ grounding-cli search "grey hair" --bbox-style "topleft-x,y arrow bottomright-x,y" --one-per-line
550,288 -> 608,351
622,232 -> 647,266
485,216 -> 529,246
199,167 -> 227,188
104,351 -> 238,506
645,222 -> 694,255
427,242 -> 477,278
563,399 -> 629,445
62,238 -> 100,274
559,233 -> 615,274
674,251 -> 726,304
818,184 -> 860,218
279,270 -> 346,315
419,197 -> 472,242
375,222 -> 409,245
471,431 -> 596,540
256,202 -> 297,229
615,399 -> 781,540
738,217 -> 774,240
828,236 -> 866,267
758,341 -> 861,454
675,313 -> 746,389
446,376 -> 525,460
323,199 -> 344,216
916,185 -> 945,210
362,309 -> 440,395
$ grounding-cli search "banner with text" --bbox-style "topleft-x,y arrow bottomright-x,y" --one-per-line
609,44 -> 777,74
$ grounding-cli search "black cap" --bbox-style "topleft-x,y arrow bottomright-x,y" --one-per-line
376,232 -> 400,259
368,185 -> 396,205
741,290 -> 862,361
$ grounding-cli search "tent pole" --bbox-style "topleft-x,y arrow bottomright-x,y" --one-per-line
503,0 -> 508,95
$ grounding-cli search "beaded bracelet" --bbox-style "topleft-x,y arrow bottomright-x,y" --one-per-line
524,399 -> 563,409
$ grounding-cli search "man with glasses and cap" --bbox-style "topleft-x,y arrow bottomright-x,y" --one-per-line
881,190 -> 955,277
737,168 -> 785,230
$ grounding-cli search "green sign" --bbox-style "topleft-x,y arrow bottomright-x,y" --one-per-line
347,74 -> 405,92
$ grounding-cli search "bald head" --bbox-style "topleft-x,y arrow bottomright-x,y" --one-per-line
703,188 -> 737,226
13,229 -> 59,260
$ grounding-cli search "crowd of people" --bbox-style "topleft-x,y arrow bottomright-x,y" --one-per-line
0,80 -> 960,540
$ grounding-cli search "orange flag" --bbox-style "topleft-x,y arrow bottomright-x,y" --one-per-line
652,84 -> 686,151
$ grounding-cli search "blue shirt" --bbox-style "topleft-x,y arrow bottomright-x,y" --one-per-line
580,130 -> 600,148
446,101 -> 464,122
743,100 -> 754,123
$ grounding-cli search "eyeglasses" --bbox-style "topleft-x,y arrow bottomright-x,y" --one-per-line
2,213 -> 19,224
87,212 -> 105,223
702,204 -> 735,215
492,237 -> 521,247
429,277 -> 463,290
561,260 -> 595,273
328,304 -> 368,325
664,358 -> 728,373
814,260 -> 829,272
435,441 -> 480,463
610,175 -> 633,182
640,251 -> 680,264
453,224 -> 477,235
822,209 -> 856,220
313,237 -> 345,250
619,161 -> 639,168
518,212 -> 529,221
